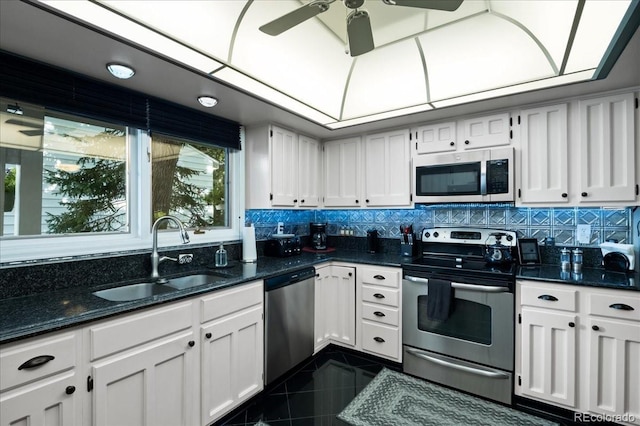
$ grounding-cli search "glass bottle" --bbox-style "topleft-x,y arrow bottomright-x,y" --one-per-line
560,248 -> 571,271
571,248 -> 583,273
215,243 -> 227,267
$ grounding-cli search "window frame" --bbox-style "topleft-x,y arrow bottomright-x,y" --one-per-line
0,127 -> 245,264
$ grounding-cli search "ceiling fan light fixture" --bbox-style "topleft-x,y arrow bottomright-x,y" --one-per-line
7,103 -> 23,115
106,63 -> 135,79
197,96 -> 218,108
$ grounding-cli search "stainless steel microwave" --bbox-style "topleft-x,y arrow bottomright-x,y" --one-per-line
414,147 -> 514,203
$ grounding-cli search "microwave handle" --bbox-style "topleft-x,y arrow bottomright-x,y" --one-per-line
480,159 -> 487,195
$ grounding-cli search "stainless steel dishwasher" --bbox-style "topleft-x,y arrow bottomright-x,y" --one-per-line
264,266 -> 315,385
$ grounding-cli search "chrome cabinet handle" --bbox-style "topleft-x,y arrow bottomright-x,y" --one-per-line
405,348 -> 509,379
404,276 -> 509,293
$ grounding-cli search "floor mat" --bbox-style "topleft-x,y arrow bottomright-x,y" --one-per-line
337,368 -> 558,426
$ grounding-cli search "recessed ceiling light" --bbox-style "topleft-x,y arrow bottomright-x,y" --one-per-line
106,63 -> 135,79
197,96 -> 218,108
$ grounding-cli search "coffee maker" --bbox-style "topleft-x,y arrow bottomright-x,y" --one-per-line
310,223 -> 327,250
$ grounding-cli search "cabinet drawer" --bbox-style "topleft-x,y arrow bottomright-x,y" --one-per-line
520,284 -> 576,312
362,302 -> 399,326
362,285 -> 399,307
0,331 -> 78,392
359,267 -> 400,289
588,291 -> 640,322
201,280 -> 263,323
89,301 -> 193,361
361,321 -> 399,360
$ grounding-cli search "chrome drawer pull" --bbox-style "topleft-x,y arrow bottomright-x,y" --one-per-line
373,337 -> 385,343
18,355 -> 55,370
404,276 -> 508,293
373,311 -> 385,317
538,294 -> 558,301
373,275 -> 386,280
609,303 -> 634,311
406,348 -> 509,379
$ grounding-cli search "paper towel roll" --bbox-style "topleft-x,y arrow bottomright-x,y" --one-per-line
242,224 -> 257,263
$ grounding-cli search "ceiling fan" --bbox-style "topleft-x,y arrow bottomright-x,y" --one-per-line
259,0 -> 464,57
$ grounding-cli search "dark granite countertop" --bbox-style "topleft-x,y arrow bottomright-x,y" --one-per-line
517,265 -> 639,291
0,250 -> 412,344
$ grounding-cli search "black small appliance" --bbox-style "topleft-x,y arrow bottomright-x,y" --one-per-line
264,236 -> 302,257
367,229 -> 378,253
310,223 -> 327,250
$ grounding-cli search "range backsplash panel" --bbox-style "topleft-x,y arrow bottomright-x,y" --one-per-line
246,206 -> 632,246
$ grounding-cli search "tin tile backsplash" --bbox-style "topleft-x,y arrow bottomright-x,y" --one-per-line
246,206 -> 632,246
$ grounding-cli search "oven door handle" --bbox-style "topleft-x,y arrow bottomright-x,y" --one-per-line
406,348 -> 509,379
404,276 -> 510,293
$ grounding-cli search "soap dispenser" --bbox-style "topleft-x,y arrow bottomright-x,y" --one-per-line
215,243 -> 228,267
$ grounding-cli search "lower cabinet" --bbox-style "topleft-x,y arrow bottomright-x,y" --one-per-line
91,331 -> 197,426
0,330 -> 82,426
200,281 -> 263,425
0,280 -> 264,426
516,280 -> 640,425
314,264 -> 356,352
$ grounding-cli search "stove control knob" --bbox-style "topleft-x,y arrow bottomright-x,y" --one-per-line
424,232 -> 430,238
506,235 -> 513,242
433,232 -> 439,238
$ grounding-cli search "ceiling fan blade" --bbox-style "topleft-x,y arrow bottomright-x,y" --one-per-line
259,1 -> 332,36
19,129 -> 43,137
347,10 -> 374,57
382,0 -> 464,12
5,118 -> 42,129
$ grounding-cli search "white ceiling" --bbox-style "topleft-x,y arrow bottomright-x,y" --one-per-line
0,0 -> 639,140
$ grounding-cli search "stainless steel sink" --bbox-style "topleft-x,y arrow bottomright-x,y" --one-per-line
161,273 -> 226,290
93,282 -> 176,302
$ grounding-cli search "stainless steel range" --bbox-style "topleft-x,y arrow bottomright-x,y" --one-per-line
402,227 -> 517,404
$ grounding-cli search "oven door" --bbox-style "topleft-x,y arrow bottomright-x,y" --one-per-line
402,275 -> 513,371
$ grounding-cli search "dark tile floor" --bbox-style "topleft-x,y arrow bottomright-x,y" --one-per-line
214,346 -> 402,426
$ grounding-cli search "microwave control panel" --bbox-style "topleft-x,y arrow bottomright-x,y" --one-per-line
486,159 -> 509,194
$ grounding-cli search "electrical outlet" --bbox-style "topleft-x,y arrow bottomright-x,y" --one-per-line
576,225 -> 591,245
178,254 -> 193,264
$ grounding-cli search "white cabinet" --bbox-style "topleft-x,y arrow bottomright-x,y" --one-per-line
87,301 -> 197,426
578,93 -> 637,204
363,129 -> 412,207
314,264 -> 356,352
245,124 -> 320,209
413,121 -> 457,154
323,137 -> 362,207
462,113 -> 511,149
518,104 -> 569,204
91,331 -> 196,426
0,330 -> 82,426
357,266 -> 402,362
516,280 -> 640,425
200,281 -> 263,425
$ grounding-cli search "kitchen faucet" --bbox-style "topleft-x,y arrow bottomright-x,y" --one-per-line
150,215 -> 190,279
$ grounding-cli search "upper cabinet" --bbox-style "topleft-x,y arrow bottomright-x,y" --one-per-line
323,137 -> 361,207
462,113 -> 511,149
578,93 -> 636,204
363,129 -> 411,207
518,104 -> 569,204
246,125 -> 321,209
413,121 -> 457,154
517,92 -> 638,207
323,130 -> 412,208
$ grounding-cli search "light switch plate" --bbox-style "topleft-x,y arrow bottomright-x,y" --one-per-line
577,224 -> 591,244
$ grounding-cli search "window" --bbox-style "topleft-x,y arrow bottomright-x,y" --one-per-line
0,98 -> 243,263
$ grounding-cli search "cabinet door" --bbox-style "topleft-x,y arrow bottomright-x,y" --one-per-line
92,331 -> 196,426
298,135 -> 321,207
578,93 -> 636,203
270,126 -> 298,206
519,104 -> 569,204
414,122 -> 457,154
315,266 -> 356,348
462,113 -> 510,149
201,305 -> 263,425
520,308 -> 576,408
0,372 -> 80,426
323,138 -> 361,207
588,317 -> 640,423
364,130 -> 411,207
